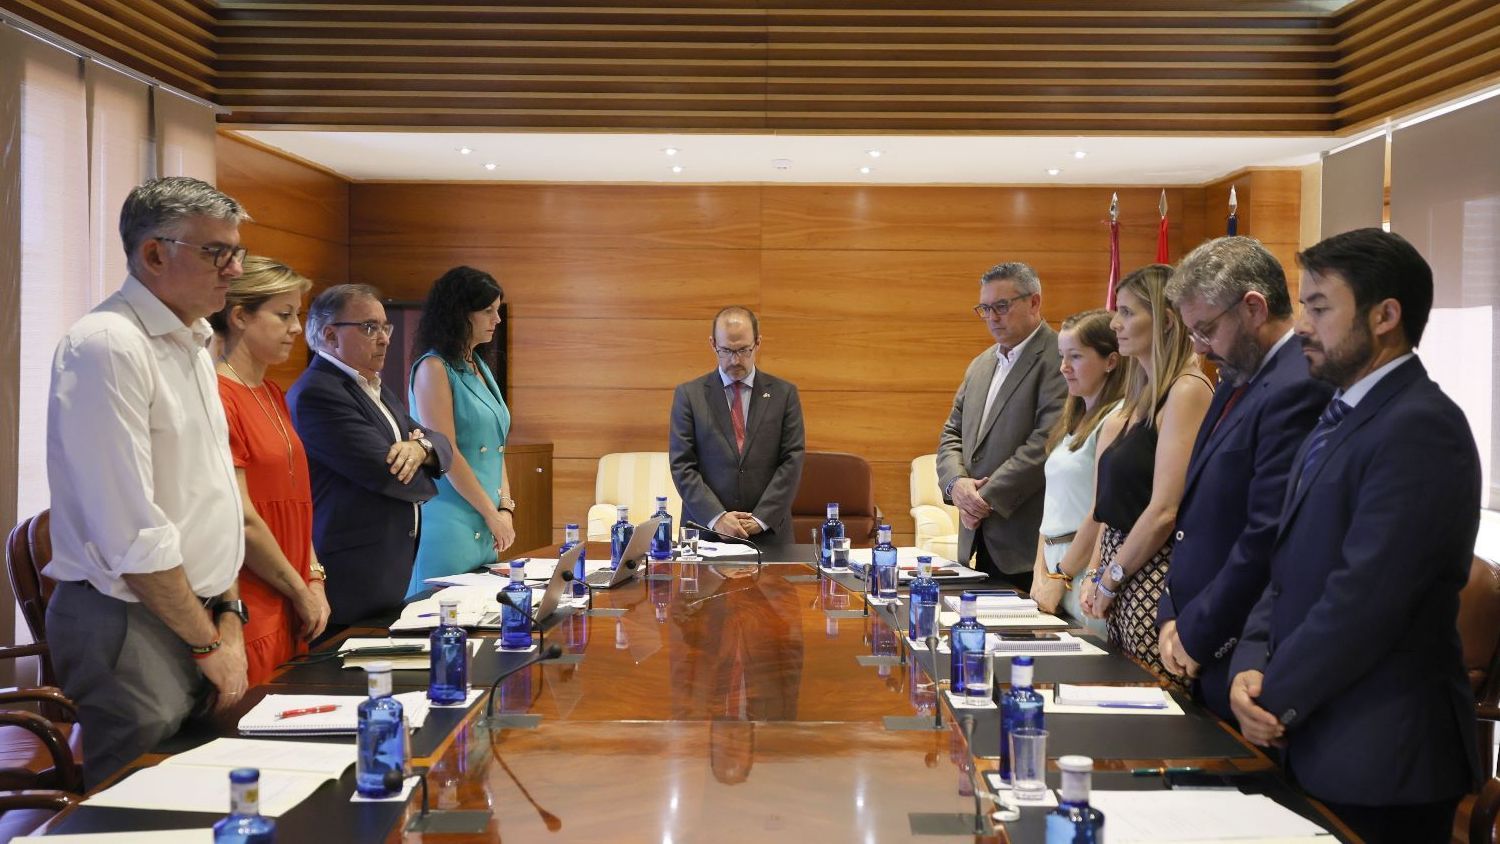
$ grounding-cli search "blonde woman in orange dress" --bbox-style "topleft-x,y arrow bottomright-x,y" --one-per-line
211,256 -> 330,684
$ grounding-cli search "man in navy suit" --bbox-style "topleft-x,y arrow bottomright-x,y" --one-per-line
288,284 -> 453,627
1229,229 -> 1480,843
1155,237 -> 1333,722
670,306 -> 805,542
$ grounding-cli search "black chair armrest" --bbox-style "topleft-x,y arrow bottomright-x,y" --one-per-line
0,686 -> 74,715
1478,703 -> 1500,723
0,710 -> 82,793
0,788 -> 80,813
1471,776 -> 1500,844
0,642 -> 49,662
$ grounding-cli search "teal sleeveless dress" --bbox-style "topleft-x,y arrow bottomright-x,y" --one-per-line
407,351 -> 511,597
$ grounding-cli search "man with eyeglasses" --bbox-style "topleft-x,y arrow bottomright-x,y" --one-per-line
288,284 -> 452,630
44,177 -> 252,787
1154,236 -> 1331,723
936,262 -> 1066,589
670,306 -> 805,542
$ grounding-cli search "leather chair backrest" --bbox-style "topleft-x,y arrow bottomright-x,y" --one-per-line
6,511 -> 53,648
790,451 -> 878,541
1460,554 -> 1500,694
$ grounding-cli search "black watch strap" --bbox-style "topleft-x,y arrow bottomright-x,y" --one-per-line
212,599 -> 250,625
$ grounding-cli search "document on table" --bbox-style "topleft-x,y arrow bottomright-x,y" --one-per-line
341,637 -> 485,670
1087,790 -> 1334,842
1038,686 -> 1185,716
238,690 -> 433,734
35,831 -> 214,843
942,594 -> 1039,614
85,738 -> 357,816
697,541 -> 752,558
849,546 -> 961,566
985,631 -> 1107,656
938,610 -> 1071,629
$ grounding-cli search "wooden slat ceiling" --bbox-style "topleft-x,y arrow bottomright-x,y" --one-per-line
6,1 -> 1498,134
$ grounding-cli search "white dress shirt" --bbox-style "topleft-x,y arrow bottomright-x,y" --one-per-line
980,323 -> 1042,423
44,276 -> 244,601
315,350 -> 419,533
1336,352 -> 1415,409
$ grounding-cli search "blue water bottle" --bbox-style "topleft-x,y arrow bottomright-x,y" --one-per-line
428,597 -> 467,704
872,523 -> 898,599
213,768 -> 275,843
500,561 -> 534,650
650,496 -> 674,561
1047,755 -> 1105,843
948,593 -> 986,694
609,505 -> 633,569
356,661 -> 406,797
908,555 -> 939,641
1000,656 -> 1046,781
820,503 -> 845,567
560,522 -> 586,596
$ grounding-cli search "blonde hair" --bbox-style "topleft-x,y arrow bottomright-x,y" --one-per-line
1046,309 -> 1127,453
1116,264 -> 1198,429
210,255 -> 312,335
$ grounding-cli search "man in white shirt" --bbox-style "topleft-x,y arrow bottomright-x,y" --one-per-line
45,176 -> 251,787
936,262 -> 1066,588
288,284 -> 451,628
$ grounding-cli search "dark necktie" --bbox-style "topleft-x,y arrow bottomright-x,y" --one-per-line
729,381 -> 747,452
1296,398 -> 1351,492
1211,384 -> 1248,435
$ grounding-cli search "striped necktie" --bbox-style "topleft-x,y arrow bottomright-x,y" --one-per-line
1296,398 -> 1351,492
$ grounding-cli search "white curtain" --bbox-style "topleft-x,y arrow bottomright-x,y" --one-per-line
86,61 -> 152,305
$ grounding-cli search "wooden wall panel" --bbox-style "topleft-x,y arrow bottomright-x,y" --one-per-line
336,177 -> 1302,543
215,133 -> 349,388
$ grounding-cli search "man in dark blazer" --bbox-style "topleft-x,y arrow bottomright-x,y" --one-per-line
1229,229 -> 1480,844
936,262 -> 1067,588
1155,237 -> 1333,722
670,306 -> 805,542
288,284 -> 453,628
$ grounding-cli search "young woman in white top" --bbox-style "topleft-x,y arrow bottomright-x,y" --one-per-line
1029,309 -> 1127,635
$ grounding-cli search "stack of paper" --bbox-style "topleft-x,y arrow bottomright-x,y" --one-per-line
697,541 -> 751,558
238,691 -> 433,735
986,631 -> 1105,656
389,584 -> 545,630
340,637 -> 484,670
942,594 -> 1040,615
1054,684 -> 1170,709
1088,790 -> 1333,842
85,738 -> 354,816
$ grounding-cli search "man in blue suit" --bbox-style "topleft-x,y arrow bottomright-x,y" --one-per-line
1229,229 -> 1480,843
289,284 -> 453,628
1155,237 -> 1333,722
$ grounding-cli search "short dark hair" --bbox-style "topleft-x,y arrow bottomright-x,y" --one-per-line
712,306 -> 759,341
1169,236 -> 1292,319
414,266 -> 504,364
1296,228 -> 1433,346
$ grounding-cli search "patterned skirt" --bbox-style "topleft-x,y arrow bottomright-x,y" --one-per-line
1100,525 -> 1174,682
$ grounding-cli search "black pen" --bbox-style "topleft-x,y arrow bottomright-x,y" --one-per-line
1130,765 -> 1201,776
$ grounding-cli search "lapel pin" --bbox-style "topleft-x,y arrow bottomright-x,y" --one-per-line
762,392 -> 770,399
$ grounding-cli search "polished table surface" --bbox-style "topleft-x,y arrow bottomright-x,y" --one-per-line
43,543 -> 1353,842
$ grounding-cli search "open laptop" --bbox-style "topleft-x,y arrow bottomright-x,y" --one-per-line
585,516 -> 664,589
480,543 -> 581,627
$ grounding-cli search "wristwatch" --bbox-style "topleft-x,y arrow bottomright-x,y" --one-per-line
415,435 -> 435,455
498,493 -> 517,514
212,599 -> 250,626
308,560 -> 327,582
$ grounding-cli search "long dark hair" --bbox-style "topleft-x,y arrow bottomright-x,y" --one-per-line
414,265 -> 504,365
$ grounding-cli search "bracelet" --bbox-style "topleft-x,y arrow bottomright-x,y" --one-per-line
189,637 -> 222,659
1044,569 -> 1073,590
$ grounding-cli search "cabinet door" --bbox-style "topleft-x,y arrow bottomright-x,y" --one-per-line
504,441 -> 553,553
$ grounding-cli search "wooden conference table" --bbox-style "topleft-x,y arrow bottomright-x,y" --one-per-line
40,543 -> 1355,842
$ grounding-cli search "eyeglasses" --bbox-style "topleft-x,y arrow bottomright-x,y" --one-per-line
973,293 -> 1031,319
330,321 -> 395,338
714,344 -> 758,359
1187,300 -> 1242,346
156,238 -> 247,270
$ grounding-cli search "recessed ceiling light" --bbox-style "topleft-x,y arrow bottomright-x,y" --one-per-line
1073,150 -> 1087,159
484,163 -> 497,171
859,166 -> 873,174
866,149 -> 883,158
1046,168 -> 1062,176
663,147 -> 680,156
458,147 -> 472,155
671,164 -> 684,173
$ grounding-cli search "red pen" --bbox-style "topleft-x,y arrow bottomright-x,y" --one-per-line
275,704 -> 338,720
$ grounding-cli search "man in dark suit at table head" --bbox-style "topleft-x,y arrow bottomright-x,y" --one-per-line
1155,236 -> 1333,722
1228,228 -> 1481,844
670,306 -> 806,542
936,262 -> 1067,590
288,284 -> 453,628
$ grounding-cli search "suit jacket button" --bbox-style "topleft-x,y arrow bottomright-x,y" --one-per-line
1175,530 -> 1185,541
409,529 -> 418,538
1271,585 -> 1282,597
474,531 -> 482,540
1280,709 -> 1297,725
480,446 -> 488,453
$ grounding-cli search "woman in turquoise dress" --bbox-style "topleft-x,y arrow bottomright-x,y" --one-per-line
407,266 -> 515,597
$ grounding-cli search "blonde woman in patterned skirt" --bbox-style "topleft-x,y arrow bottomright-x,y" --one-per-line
1069,265 -> 1211,677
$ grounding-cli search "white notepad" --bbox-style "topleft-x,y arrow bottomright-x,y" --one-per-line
33,832 -> 213,844
942,594 -> 1040,614
1088,790 -> 1333,842
340,637 -> 484,670
238,691 -> 432,735
938,610 -> 1071,629
986,631 -> 1107,656
1054,684 -> 1169,707
1037,687 -> 1185,716
85,738 -> 356,817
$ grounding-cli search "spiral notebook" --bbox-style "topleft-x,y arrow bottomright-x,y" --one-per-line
238,691 -> 433,735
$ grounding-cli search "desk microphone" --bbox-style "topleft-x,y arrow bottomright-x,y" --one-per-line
684,520 -> 763,568
483,643 -> 564,720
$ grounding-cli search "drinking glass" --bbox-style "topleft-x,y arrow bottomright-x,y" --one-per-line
680,526 -> 700,560
1009,727 -> 1049,799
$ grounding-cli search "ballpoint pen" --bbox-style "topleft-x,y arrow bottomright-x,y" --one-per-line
1095,701 -> 1169,709
1130,766 -> 1201,776
276,704 -> 339,720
